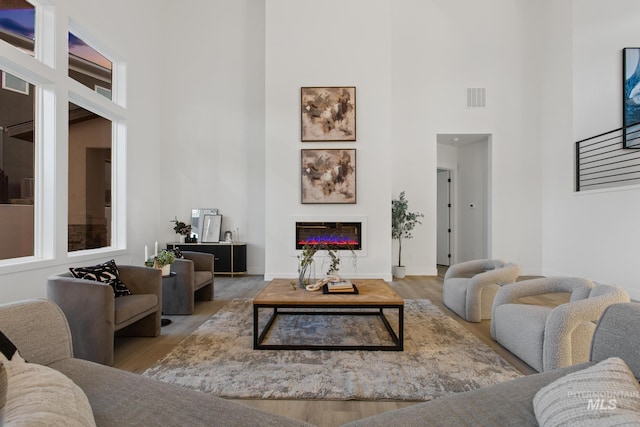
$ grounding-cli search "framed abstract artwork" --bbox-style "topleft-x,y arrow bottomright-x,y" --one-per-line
623,47 -> 640,148
301,149 -> 356,204
301,87 -> 356,141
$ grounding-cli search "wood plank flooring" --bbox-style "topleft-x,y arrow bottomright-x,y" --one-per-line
113,272 -> 565,427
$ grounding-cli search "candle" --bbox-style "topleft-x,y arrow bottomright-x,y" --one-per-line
144,245 -> 148,261
154,241 -> 158,256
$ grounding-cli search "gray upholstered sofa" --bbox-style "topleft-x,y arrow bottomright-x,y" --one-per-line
0,298 -> 312,427
343,302 -> 640,426
167,251 -> 215,314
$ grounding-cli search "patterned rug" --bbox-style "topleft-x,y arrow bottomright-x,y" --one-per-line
142,298 -> 522,401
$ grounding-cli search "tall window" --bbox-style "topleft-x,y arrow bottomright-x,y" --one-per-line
0,1 -> 35,57
0,69 -> 34,261
68,103 -> 112,252
68,32 -> 112,100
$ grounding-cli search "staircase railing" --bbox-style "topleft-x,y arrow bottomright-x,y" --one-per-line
575,122 -> 640,191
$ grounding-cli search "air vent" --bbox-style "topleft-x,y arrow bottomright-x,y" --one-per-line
466,88 -> 486,108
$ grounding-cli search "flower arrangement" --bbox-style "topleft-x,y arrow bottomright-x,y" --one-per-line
297,241 -> 356,288
170,217 -> 192,236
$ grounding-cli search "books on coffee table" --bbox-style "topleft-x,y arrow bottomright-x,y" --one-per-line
322,280 -> 359,294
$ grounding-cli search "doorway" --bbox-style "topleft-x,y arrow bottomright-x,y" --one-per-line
437,133 -> 491,264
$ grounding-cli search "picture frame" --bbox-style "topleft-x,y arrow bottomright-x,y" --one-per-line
201,214 -> 223,243
301,149 -> 356,204
623,47 -> 640,148
301,87 -> 356,141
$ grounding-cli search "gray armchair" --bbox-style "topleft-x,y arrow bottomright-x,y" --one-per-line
46,265 -> 162,366
491,277 -> 630,372
442,259 -> 521,322
166,251 -> 214,315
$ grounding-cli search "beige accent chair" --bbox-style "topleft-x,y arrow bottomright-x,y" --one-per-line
491,277 -> 630,372
166,251 -> 215,315
443,259 -> 521,322
46,265 -> 162,366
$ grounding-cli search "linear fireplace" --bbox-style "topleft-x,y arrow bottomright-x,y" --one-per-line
296,222 -> 361,250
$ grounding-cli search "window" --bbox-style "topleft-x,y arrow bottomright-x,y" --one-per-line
68,102 -> 112,252
0,4 -> 125,267
68,32 -> 112,100
0,1 -> 35,57
0,67 -> 35,261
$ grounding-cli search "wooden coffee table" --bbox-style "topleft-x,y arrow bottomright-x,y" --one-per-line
253,278 -> 404,351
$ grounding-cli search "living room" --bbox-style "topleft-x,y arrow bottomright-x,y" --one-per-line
0,1 -> 639,302
0,0 -> 640,425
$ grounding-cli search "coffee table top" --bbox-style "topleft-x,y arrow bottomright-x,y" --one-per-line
253,278 -> 404,306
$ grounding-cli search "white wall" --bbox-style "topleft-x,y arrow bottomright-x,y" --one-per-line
157,0 -> 266,274
541,0 -> 640,300
264,0 -> 393,280
391,0 -> 543,275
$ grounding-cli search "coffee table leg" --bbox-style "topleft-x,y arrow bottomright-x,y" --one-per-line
254,306 -> 279,349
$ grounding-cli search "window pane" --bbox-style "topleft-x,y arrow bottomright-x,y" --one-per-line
0,1 -> 35,57
0,68 -> 34,260
68,103 -> 112,252
68,32 -> 112,100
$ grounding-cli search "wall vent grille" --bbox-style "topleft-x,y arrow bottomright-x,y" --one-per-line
466,88 -> 486,108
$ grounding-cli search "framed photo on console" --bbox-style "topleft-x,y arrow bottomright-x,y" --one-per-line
201,214 -> 222,242
301,87 -> 356,141
301,148 -> 356,204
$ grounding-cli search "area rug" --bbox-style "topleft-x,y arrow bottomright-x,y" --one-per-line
142,298 -> 523,401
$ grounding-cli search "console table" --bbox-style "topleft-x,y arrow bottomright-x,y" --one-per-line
166,242 -> 247,277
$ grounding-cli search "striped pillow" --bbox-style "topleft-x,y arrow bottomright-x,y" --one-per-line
533,357 -> 640,426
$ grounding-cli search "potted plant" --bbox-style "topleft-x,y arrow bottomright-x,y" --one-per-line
170,217 -> 192,243
391,191 -> 424,279
145,249 -> 176,276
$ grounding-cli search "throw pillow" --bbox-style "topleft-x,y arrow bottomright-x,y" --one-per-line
0,331 -> 24,363
533,357 -> 640,427
69,259 -> 132,297
1,360 -> 96,427
170,247 -> 184,259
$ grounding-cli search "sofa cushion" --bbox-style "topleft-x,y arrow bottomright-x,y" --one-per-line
114,294 -> 158,326
1,360 -> 96,427
193,271 -> 213,290
533,357 -> 640,427
69,259 -> 132,297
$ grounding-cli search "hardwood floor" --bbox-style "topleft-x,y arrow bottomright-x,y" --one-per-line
113,272 -> 565,427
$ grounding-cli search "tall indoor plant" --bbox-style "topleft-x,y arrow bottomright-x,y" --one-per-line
391,191 -> 424,278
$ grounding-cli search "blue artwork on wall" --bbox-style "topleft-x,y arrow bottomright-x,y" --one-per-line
623,48 -> 640,148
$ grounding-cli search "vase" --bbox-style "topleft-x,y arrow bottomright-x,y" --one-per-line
161,264 -> 171,276
298,261 -> 315,289
178,235 -> 186,244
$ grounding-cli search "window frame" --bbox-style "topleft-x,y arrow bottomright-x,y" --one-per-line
0,1 -> 128,273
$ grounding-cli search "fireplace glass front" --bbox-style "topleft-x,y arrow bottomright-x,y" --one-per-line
296,222 -> 361,250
